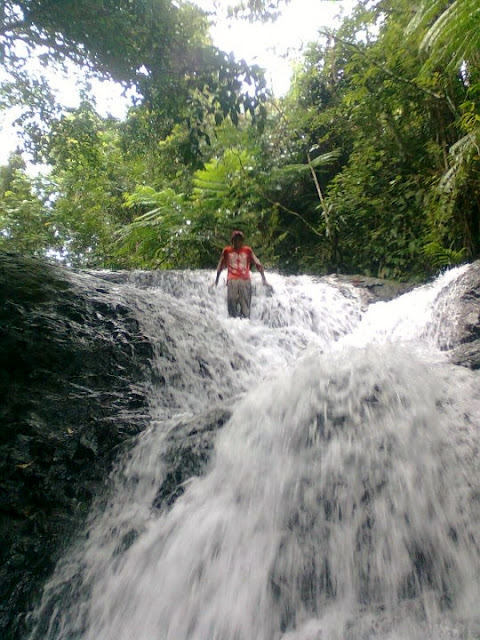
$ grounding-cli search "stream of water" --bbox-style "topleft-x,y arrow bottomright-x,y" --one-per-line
27,266 -> 480,640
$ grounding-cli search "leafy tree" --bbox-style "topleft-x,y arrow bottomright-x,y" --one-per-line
2,0 -> 478,279
272,0 -> 479,278
115,186 -> 193,268
114,119 -> 278,269
0,151 -> 56,255
40,102 -> 141,266
256,36 -> 356,273
321,4 -> 436,276
1,0 -> 269,161
408,0 -> 480,264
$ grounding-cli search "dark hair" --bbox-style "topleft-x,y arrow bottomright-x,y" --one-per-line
231,230 -> 244,241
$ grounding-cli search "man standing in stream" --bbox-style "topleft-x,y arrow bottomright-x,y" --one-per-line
215,230 -> 270,318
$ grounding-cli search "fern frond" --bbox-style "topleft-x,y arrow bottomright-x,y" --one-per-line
422,241 -> 466,269
275,149 -> 341,178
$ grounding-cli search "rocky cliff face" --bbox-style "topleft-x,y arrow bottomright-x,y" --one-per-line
0,254 -> 154,640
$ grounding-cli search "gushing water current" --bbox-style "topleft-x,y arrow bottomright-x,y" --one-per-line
27,266 -> 480,640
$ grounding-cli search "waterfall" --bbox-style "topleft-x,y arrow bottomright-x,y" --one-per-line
26,266 -> 480,640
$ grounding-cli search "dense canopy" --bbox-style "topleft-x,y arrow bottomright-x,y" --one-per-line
0,0 -> 479,279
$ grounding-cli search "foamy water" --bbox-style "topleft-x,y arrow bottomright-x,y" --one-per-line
27,265 -> 480,640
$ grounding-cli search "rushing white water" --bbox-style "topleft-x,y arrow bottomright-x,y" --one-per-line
27,266 -> 480,640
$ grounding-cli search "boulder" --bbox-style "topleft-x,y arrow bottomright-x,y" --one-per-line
152,406 -> 232,512
448,261 -> 480,369
0,253 -> 153,640
327,273 -> 416,304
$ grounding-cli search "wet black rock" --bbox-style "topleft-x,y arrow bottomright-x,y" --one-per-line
331,265 -> 480,368
448,261 -> 480,369
326,273 -> 416,304
0,253 -> 154,640
153,406 -> 232,512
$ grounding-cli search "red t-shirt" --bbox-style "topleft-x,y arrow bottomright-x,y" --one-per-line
218,246 -> 263,280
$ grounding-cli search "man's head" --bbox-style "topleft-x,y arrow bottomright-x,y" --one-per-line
231,230 -> 244,249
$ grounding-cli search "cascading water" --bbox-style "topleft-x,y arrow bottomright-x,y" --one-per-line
26,265 -> 480,640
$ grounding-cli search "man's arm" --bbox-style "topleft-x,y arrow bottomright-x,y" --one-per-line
215,250 -> 227,286
250,250 -> 268,284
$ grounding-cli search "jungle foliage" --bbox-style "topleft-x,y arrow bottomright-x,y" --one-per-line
0,0 -> 479,280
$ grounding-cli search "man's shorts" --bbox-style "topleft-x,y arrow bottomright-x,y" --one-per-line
227,279 -> 252,318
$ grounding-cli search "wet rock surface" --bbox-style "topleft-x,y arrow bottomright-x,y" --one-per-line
449,261 -> 480,369
152,406 -> 232,512
333,266 -> 480,368
0,254 -> 154,640
327,273 -> 416,304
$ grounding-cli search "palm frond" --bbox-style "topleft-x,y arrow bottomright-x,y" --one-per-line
439,127 -> 480,193
408,0 -> 480,72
